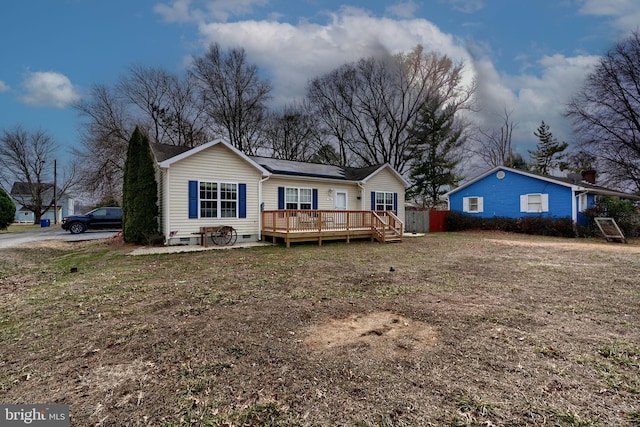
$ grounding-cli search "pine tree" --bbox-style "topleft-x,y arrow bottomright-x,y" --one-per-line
406,96 -> 465,208
0,187 -> 16,230
529,121 -> 568,175
122,127 -> 159,244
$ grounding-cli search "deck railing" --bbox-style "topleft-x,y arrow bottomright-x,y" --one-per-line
261,209 -> 403,243
371,210 -> 403,243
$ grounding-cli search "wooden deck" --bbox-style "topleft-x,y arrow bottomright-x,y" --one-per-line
261,210 -> 403,248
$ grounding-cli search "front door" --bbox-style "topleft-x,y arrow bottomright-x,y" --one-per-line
334,191 -> 347,210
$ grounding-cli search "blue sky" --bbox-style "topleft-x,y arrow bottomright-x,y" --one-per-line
1,0 -> 638,172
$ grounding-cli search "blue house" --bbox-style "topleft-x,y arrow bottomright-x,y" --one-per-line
445,166 -> 640,225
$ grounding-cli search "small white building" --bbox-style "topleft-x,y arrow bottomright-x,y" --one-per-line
10,182 -> 74,224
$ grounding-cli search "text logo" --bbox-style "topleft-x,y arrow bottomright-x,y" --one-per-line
1,405 -> 69,426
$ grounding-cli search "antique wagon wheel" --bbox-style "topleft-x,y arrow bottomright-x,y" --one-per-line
210,228 -> 228,246
226,227 -> 237,246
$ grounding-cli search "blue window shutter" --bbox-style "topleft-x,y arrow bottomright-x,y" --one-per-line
188,180 -> 198,218
278,187 -> 285,209
393,192 -> 398,212
312,189 -> 318,210
239,184 -> 246,218
371,192 -> 376,211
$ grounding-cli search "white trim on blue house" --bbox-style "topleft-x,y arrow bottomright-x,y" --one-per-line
446,166 -> 640,200
446,166 -> 640,224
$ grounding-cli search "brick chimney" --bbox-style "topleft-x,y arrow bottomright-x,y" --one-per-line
581,169 -> 597,184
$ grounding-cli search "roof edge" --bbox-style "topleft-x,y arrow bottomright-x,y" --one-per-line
360,163 -> 411,188
445,166 -> 640,199
157,138 -> 271,176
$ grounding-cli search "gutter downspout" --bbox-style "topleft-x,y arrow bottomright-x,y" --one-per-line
162,167 -> 170,245
571,188 -> 578,224
258,175 -> 270,240
357,182 -> 366,210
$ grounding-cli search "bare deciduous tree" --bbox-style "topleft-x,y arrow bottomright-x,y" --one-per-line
567,31 -> 640,191
74,66 -> 213,203
190,43 -> 272,155
0,126 -> 76,223
262,103 -> 320,161
307,45 -> 474,173
470,108 -> 519,168
73,84 -> 131,202
118,65 -> 210,147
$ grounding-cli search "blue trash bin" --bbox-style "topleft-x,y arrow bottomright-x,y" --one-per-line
40,219 -> 50,227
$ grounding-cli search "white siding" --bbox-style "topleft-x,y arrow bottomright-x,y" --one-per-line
262,177 -> 362,211
162,144 -> 263,244
362,167 -> 406,223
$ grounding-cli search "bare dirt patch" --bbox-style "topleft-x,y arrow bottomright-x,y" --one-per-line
304,311 -> 438,359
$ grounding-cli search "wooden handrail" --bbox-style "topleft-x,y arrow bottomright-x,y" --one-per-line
261,209 -> 404,246
262,210 -> 378,233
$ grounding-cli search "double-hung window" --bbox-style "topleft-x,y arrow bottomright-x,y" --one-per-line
199,181 -> 238,218
520,193 -> 549,213
375,192 -> 394,211
285,188 -> 312,210
463,196 -> 483,213
219,183 -> 238,218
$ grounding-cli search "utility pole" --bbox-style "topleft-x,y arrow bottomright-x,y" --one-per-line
53,159 -> 57,224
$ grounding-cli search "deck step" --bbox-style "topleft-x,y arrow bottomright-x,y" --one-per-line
382,233 -> 402,243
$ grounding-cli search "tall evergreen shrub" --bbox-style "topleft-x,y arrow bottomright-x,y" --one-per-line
0,188 -> 16,230
122,127 -> 159,244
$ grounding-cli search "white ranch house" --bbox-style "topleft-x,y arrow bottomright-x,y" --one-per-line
151,139 -> 408,247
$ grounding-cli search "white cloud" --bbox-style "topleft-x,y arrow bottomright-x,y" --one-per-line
579,0 -> 633,16
20,71 -> 81,108
204,0 -> 268,21
385,1 -> 419,19
154,0 -> 195,23
154,0 -> 268,23
579,0 -> 640,32
443,0 -> 485,14
170,2 -> 608,170
0,80 -> 9,93
197,7 -> 473,105
471,52 -> 600,156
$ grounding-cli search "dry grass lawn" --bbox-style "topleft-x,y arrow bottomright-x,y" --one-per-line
1,232 -> 639,426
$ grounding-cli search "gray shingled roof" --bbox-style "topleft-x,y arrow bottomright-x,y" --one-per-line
151,142 -> 385,181
150,143 -> 192,163
524,169 -> 640,200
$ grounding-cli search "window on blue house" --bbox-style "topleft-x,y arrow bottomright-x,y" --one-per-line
199,181 -> 237,218
285,188 -> 312,210
463,196 -> 483,213
520,193 -> 549,213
